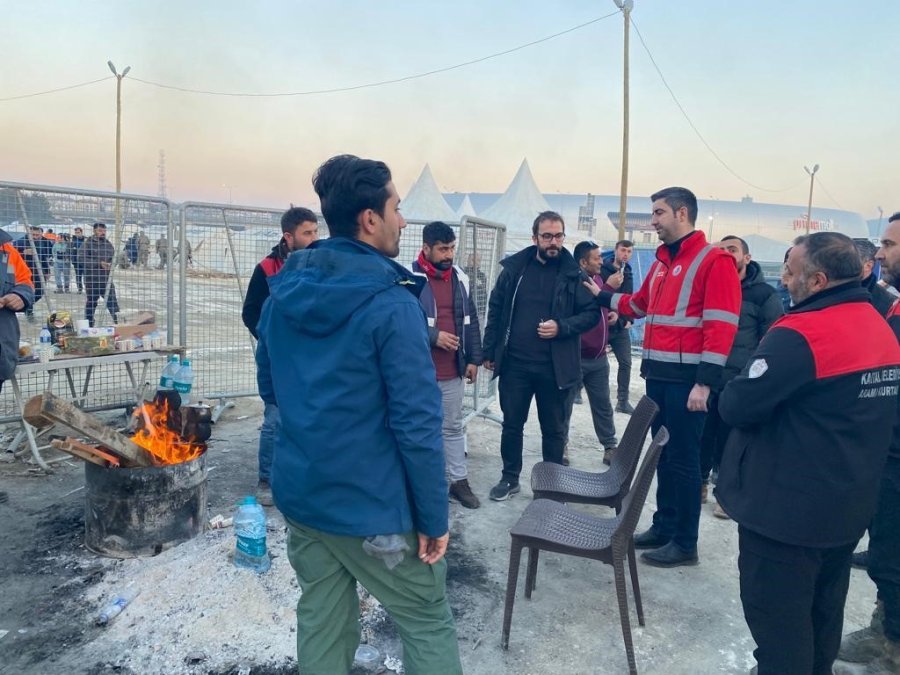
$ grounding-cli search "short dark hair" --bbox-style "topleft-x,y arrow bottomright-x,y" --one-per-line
889,212 -> 900,224
312,154 -> 392,239
852,237 -> 878,263
793,232 -> 861,282
93,222 -> 106,230
573,240 -> 599,264
650,187 -> 698,225
281,206 -> 317,234
532,210 -> 564,236
721,235 -> 749,255
615,239 -> 633,249
422,221 -> 456,246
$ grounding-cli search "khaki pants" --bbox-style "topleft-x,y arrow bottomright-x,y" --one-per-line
286,520 -> 462,675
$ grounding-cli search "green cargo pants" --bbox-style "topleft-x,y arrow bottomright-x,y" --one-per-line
285,519 -> 463,675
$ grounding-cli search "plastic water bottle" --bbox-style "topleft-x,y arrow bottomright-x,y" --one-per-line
96,587 -> 140,626
158,355 -> 180,389
233,496 -> 271,573
173,358 -> 194,406
39,327 -> 52,346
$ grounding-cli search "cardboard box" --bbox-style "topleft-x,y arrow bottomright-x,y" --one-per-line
115,310 -> 158,340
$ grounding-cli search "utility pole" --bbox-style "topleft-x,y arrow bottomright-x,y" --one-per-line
108,61 -> 131,242
614,0 -> 633,241
803,164 -> 819,235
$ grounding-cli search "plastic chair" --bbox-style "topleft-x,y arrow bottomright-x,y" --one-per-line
501,427 -> 669,675
531,395 -> 658,513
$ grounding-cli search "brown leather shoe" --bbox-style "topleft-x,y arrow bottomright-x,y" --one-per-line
450,479 -> 481,509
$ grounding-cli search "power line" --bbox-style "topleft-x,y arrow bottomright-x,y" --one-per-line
0,76 -> 114,102
128,12 -> 620,97
629,17 -> 803,194
814,175 -> 845,210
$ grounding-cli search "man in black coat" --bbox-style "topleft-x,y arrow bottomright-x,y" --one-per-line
482,211 -> 600,501
79,222 -> 119,326
716,232 -> 900,675
700,235 -> 783,516
854,237 -> 895,318
600,240 -> 636,413
837,213 -> 900,674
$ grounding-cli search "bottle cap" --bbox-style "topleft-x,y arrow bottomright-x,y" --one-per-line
240,496 -> 257,506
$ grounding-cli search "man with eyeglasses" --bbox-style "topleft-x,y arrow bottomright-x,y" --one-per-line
482,211 -> 600,501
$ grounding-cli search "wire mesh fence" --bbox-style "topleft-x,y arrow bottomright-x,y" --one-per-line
0,182 -> 173,422
0,183 -> 506,428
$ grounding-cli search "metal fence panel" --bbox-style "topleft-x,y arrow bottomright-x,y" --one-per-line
0,182 -> 173,422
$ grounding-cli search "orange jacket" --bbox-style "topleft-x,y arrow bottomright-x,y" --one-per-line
611,230 -> 741,386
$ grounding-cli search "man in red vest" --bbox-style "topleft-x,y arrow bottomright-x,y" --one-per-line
716,232 -> 900,675
586,186 -> 741,567
242,207 -> 319,505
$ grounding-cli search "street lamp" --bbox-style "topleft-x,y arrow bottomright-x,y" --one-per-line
108,61 -> 130,243
877,206 -> 884,236
613,0 -> 634,240
803,164 -> 819,235
221,184 -> 234,204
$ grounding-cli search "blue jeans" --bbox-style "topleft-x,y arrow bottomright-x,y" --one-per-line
646,379 -> 707,551
259,402 -> 280,482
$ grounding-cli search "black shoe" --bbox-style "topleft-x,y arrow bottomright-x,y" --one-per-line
641,541 -> 699,568
851,550 -> 870,569
574,391 -> 583,405
616,400 -> 635,415
634,528 -> 670,549
489,479 -> 520,501
450,479 -> 481,509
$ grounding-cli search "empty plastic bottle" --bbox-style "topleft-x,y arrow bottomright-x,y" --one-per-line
158,355 -> 180,389
97,587 -> 140,626
173,358 -> 194,406
233,496 -> 270,573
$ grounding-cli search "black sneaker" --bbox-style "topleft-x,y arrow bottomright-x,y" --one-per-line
489,479 -> 520,501
634,527 -> 670,549
603,446 -> 617,466
641,541 -> 699,568
256,480 -> 274,507
450,479 -> 481,509
616,400 -> 635,415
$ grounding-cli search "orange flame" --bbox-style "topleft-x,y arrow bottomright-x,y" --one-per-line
130,399 -> 203,466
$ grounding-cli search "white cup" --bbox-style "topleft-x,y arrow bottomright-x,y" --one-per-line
75,320 -> 90,335
38,348 -> 52,364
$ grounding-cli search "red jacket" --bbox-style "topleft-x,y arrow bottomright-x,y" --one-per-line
610,231 -> 741,386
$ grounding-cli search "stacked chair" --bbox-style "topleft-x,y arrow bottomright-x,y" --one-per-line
501,395 -> 666,674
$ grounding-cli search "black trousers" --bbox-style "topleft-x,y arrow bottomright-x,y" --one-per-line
738,526 -> 856,675
498,359 -> 570,484
699,392 -> 731,482
607,327 -> 632,402
85,272 -> 119,326
869,455 -> 900,642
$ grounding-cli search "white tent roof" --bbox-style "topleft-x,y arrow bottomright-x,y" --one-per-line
481,159 -> 552,237
401,164 -> 458,222
456,194 -> 477,218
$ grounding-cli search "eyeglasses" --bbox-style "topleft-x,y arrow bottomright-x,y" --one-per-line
538,232 -> 566,242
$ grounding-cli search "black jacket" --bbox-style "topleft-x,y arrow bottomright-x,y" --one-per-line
482,246 -> 600,389
412,262 -> 483,377
716,283 -> 900,548
864,272 -> 896,318
600,254 -> 633,333
721,261 -> 784,385
242,240 -> 290,339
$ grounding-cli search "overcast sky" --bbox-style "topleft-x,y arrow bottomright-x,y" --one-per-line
1,0 -> 897,217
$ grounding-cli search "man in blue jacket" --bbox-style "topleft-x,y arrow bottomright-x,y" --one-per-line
255,154 -> 461,675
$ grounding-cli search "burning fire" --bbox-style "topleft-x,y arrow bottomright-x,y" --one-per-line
130,399 -> 204,466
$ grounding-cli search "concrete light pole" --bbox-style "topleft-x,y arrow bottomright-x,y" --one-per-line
108,61 -> 131,243
613,0 -> 633,241
803,164 -> 819,235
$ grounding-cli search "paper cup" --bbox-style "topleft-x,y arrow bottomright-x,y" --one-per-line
38,348 -> 52,364
75,320 -> 90,334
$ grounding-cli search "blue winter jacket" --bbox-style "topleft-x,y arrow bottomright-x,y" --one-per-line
255,237 -> 449,538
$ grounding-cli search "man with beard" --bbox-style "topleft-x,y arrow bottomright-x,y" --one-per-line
79,222 -> 119,326
413,221 -> 483,509
242,206 -> 319,506
701,235 -> 783,517
71,226 -> 86,293
13,226 -> 52,322
716,232 -> 900,675
255,155 -> 461,674
836,212 -> 900,674
585,187 -> 741,567
482,211 -> 600,501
